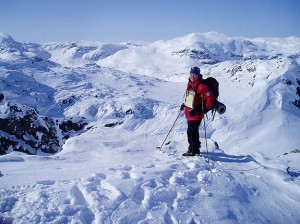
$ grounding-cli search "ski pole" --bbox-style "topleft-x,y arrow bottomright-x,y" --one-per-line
203,115 -> 210,164
200,95 -> 210,163
157,110 -> 182,149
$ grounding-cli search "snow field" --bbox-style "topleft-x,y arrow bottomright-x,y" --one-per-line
1,126 -> 299,223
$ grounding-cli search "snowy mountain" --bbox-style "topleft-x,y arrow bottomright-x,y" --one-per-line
0,32 -> 300,223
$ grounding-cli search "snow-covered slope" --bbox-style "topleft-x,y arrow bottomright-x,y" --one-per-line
100,32 -> 300,80
0,32 -> 300,223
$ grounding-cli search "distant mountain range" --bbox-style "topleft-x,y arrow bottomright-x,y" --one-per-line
0,32 -> 299,156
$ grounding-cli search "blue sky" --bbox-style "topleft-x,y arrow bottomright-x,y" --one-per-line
0,0 -> 299,43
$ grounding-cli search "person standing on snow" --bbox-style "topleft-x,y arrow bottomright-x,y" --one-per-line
180,67 -> 215,156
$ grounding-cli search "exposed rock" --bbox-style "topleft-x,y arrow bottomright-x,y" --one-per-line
104,121 -> 123,128
172,49 -> 211,60
286,78 -> 300,108
125,109 -> 134,115
296,79 -> 300,97
58,118 -> 87,139
0,102 -> 87,155
0,102 -> 60,154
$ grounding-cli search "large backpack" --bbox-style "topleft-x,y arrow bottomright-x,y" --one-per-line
200,77 -> 219,99
200,77 -> 226,115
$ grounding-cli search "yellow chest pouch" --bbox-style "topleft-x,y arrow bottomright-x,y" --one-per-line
184,90 -> 196,109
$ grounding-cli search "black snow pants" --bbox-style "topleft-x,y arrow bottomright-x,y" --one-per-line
187,120 -> 201,154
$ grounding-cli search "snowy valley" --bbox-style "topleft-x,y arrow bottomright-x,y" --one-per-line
0,32 -> 300,223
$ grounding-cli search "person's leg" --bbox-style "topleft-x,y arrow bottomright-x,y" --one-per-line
190,120 -> 201,154
185,120 -> 201,155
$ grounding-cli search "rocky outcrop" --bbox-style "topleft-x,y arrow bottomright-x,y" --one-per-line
0,100 -> 87,155
292,79 -> 300,108
0,93 -> 4,102
59,118 -> 88,139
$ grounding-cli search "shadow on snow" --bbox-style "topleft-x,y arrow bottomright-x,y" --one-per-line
200,150 -> 256,164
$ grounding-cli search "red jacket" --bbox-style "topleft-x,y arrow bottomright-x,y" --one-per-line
184,79 -> 215,120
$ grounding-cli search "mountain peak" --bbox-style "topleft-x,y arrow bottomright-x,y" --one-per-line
0,33 -> 23,52
0,33 -> 15,43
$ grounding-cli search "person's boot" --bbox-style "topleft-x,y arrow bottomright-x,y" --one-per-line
182,151 -> 195,156
183,146 -> 193,156
194,149 -> 200,155
182,150 -> 199,156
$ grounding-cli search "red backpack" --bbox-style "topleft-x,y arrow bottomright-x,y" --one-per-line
200,77 -> 226,115
201,77 -> 219,99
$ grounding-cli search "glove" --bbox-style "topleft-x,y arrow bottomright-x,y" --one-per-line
188,108 -> 195,117
189,107 -> 208,116
180,103 -> 185,111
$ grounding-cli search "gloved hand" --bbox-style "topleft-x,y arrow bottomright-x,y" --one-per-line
180,103 -> 185,111
189,107 -> 208,116
188,108 -> 195,117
